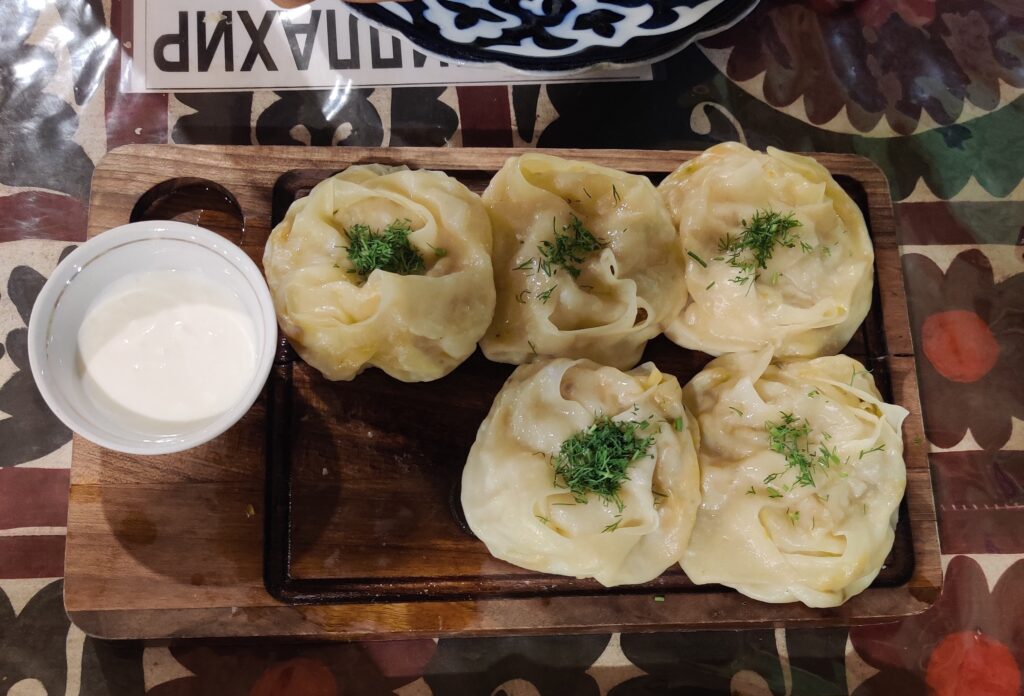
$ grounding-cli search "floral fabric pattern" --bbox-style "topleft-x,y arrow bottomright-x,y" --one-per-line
903,249 -> 1024,450
701,0 -> 1024,135
0,0 -> 1022,692
850,556 -> 1024,695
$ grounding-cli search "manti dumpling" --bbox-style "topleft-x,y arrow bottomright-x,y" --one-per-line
681,349 -> 907,607
263,165 -> 495,382
658,142 -> 873,358
462,358 -> 701,587
481,154 -> 686,370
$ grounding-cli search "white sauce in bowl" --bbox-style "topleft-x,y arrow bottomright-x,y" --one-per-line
77,269 -> 257,430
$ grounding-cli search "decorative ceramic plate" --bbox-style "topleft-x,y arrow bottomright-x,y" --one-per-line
348,0 -> 760,73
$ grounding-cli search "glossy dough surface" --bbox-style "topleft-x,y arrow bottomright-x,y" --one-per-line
481,154 -> 686,370
681,349 -> 907,607
263,165 -> 495,382
658,142 -> 873,358
462,359 -> 701,587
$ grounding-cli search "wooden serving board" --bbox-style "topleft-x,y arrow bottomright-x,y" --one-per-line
66,145 -> 941,640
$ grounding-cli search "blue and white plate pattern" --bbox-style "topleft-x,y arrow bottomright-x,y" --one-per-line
349,0 -> 759,73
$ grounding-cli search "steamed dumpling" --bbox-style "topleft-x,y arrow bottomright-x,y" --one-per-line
658,142 -> 873,358
681,348 -> 907,607
263,164 -> 495,382
481,154 -> 687,370
462,358 -> 701,587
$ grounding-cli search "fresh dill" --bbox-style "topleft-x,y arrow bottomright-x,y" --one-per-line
552,414 -> 655,512
528,340 -> 538,356
515,290 -> 530,304
673,416 -> 684,432
603,516 -> 623,533
746,486 -> 757,496
344,219 -> 426,280
687,250 -> 708,268
729,406 -> 745,416
807,389 -> 821,398
583,187 -> 592,198
427,242 -> 448,258
859,443 -> 885,459
612,184 -> 621,204
538,284 -> 558,304
538,215 -> 605,278
718,209 -> 803,285
767,487 -> 783,499
536,515 -> 549,525
763,412 -> 841,489
706,281 -> 716,290
849,366 -> 871,386
514,258 -> 535,272
787,509 -> 800,525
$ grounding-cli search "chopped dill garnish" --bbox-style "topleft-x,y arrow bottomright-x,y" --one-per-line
913,436 -> 923,445
767,487 -> 783,499
536,515 -> 549,525
528,340 -> 538,356
687,250 -> 708,268
729,406 -> 744,416
764,412 -> 841,489
612,184 -> 621,204
538,215 -> 605,278
514,258 -> 535,272
746,486 -> 757,496
673,416 -> 684,432
787,509 -> 800,524
807,389 -> 820,398
515,290 -> 530,304
706,281 -> 716,290
427,242 -> 448,258
583,187 -> 592,198
800,241 -> 813,254
602,516 -> 623,533
344,219 -> 425,280
718,209 -> 803,285
654,595 -> 665,603
849,366 -> 872,386
770,271 -> 781,286
859,443 -> 886,459
538,284 -> 558,304
552,414 -> 655,512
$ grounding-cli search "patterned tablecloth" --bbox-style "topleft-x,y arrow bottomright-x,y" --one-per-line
2,1 -> 1022,694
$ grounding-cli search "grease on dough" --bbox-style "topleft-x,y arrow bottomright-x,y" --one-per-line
462,358 -> 702,587
680,348 -> 908,608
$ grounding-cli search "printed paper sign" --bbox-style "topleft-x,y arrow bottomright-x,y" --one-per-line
129,0 -> 653,92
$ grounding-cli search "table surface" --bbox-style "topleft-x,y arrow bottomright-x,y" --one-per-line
1,0 -> 1022,694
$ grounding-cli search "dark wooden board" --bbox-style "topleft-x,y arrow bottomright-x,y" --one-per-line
67,145 -> 940,639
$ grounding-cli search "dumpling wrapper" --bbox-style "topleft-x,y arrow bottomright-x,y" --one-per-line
658,142 -> 873,358
462,358 -> 701,587
263,164 -> 495,382
481,154 -> 687,370
681,348 -> 908,608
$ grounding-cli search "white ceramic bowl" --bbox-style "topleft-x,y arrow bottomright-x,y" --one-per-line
28,220 -> 277,455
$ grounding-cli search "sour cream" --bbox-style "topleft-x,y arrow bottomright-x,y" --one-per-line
77,269 -> 257,431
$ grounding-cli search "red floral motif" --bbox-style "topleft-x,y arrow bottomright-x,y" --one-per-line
903,250 -> 1024,450
850,556 -> 1024,695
